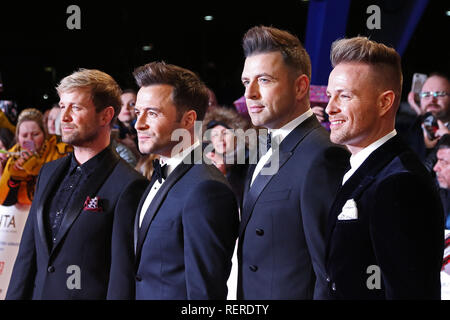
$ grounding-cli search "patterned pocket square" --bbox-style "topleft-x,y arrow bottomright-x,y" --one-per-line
83,196 -> 102,212
337,199 -> 358,220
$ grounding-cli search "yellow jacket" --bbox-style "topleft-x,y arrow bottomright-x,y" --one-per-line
0,110 -> 16,133
0,135 -> 73,205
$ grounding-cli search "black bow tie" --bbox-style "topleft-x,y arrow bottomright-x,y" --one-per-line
152,159 -> 167,183
267,132 -> 272,150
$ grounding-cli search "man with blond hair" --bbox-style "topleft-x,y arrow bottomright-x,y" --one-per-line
6,69 -> 148,300
324,37 -> 444,299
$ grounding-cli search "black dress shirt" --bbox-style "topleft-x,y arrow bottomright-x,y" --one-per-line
44,147 -> 112,248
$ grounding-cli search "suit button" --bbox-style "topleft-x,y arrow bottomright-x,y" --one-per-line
249,265 -> 258,272
136,275 -> 142,282
255,228 -> 264,236
47,266 -> 55,273
331,282 -> 337,291
326,277 -> 331,283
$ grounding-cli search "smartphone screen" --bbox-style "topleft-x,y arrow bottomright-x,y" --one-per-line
22,140 -> 36,152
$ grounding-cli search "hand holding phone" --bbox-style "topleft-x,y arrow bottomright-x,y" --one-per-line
22,140 -> 36,152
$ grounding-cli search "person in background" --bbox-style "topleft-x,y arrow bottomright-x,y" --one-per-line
46,104 -> 62,136
402,73 -> 450,170
0,127 -> 15,176
0,108 -> 72,206
203,105 -> 251,206
433,134 -> 450,230
324,36 -> 443,299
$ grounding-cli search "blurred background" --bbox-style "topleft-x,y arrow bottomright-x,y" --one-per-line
0,0 -> 449,112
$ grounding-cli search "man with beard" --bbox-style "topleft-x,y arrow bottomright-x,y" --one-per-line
403,73 -> 450,170
6,69 -> 148,300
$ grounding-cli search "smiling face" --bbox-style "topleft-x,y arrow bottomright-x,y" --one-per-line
326,63 -> 384,154
134,84 -> 185,157
241,51 -> 305,129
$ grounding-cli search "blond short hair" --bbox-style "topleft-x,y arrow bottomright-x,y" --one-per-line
56,69 -> 122,126
330,37 -> 403,109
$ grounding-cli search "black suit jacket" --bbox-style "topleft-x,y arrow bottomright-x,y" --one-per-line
134,147 -> 239,299
6,148 -> 148,300
325,135 -> 444,299
238,115 -> 350,299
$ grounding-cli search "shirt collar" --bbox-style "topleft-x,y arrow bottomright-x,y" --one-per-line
70,146 -> 111,176
269,109 -> 314,146
349,130 -> 397,172
160,140 -> 200,177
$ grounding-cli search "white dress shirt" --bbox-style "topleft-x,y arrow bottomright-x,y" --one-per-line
251,109 -> 314,186
139,140 -> 200,227
342,130 -> 397,185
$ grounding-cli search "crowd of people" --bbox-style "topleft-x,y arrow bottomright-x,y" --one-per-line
0,24 -> 449,300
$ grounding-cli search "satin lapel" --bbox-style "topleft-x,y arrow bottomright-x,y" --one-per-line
135,161 -> 193,265
36,156 -> 71,257
239,150 -> 292,237
134,174 -> 157,253
50,149 -> 120,256
325,136 -> 407,257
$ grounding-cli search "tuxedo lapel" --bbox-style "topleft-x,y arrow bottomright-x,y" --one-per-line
239,116 -> 321,237
325,136 -> 407,255
50,148 -> 120,256
135,146 -> 202,265
36,156 -> 71,256
134,174 -> 157,253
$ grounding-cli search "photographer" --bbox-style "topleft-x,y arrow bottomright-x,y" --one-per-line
404,72 -> 450,171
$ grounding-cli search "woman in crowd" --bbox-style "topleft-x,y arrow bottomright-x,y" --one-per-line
203,105 -> 251,205
0,108 -> 72,206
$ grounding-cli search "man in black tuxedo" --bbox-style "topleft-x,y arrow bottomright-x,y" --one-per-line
237,26 -> 350,299
133,62 -> 239,299
324,37 -> 444,299
6,69 -> 148,299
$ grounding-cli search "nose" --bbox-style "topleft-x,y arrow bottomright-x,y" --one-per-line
325,95 -> 339,116
135,112 -> 149,131
244,80 -> 260,100
433,161 -> 440,173
61,107 -> 72,122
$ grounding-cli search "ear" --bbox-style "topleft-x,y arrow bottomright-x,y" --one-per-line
100,106 -> 115,127
294,74 -> 310,101
180,110 -> 197,130
377,90 -> 396,117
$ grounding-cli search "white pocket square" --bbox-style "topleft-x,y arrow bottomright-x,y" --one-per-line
337,199 -> 358,220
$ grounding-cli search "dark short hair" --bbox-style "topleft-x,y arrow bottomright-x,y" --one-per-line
242,25 -> 311,80
330,37 -> 403,109
438,134 -> 450,150
133,61 -> 209,121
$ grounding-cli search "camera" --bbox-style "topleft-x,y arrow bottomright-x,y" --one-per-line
422,112 -> 438,140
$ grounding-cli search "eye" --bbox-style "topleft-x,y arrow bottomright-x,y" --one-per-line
258,77 -> 270,84
242,80 -> 249,87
